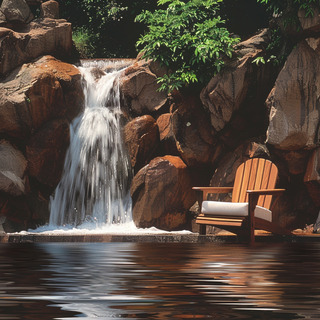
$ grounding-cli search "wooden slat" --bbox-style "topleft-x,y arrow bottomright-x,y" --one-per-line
232,162 -> 245,203
238,159 -> 253,203
247,189 -> 285,195
263,163 -> 278,209
257,160 -> 270,207
196,216 -> 243,227
253,158 -> 266,207
245,158 -> 259,202
254,158 -> 265,190
197,215 -> 244,222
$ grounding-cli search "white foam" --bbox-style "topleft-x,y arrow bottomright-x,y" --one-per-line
11,222 -> 192,236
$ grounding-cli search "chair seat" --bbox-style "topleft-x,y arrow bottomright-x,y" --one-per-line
201,201 -> 272,222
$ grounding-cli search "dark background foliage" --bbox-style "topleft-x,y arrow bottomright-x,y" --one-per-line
56,0 -> 269,58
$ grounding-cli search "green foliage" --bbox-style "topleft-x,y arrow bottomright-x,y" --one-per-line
252,27 -> 291,68
72,27 -> 95,58
257,0 -> 320,18
58,0 -> 158,58
135,0 -> 239,93
254,1 -> 320,68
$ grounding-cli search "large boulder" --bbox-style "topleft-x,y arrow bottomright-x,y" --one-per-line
26,119 -> 70,188
0,140 -> 28,196
124,115 -> 159,173
120,59 -> 168,115
266,40 -> 320,150
201,29 -> 277,133
0,55 -> 83,139
0,18 -> 72,76
0,0 -> 33,24
40,0 -> 59,19
304,148 -> 320,207
0,193 -> 32,232
171,93 -> 216,167
298,6 -> 320,34
156,113 -> 179,156
131,156 -> 196,230
0,11 -> 6,25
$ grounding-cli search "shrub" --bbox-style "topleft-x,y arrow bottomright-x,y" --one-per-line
135,0 -> 240,93
257,0 -> 320,19
72,27 -> 95,58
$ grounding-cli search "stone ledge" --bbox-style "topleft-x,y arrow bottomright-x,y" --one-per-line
0,232 -> 319,243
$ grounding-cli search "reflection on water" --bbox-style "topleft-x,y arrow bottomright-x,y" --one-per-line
0,242 -> 320,319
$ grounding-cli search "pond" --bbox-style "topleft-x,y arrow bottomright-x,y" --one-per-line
0,242 -> 319,319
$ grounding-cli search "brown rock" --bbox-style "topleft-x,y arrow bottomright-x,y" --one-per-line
273,149 -> 310,175
298,6 -> 320,33
266,40 -> 320,150
131,156 -> 196,230
124,115 -> 159,173
156,113 -> 179,156
26,119 -> 70,188
0,55 -> 83,138
304,148 -> 320,206
0,18 -> 72,76
201,29 -> 275,132
209,140 -> 270,201
0,193 -> 32,232
25,0 -> 42,5
120,59 -> 168,115
171,94 -> 216,167
0,140 -> 28,196
40,0 -> 59,19
0,10 -> 6,25
0,0 -> 33,24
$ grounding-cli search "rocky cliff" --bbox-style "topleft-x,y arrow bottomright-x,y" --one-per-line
1,0 -> 320,233
0,0 -> 83,231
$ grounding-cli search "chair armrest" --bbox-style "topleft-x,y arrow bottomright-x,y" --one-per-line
246,189 -> 285,196
193,187 -> 233,201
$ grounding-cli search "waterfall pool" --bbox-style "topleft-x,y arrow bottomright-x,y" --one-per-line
0,241 -> 319,319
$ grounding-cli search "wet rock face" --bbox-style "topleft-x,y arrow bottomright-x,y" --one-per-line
0,18 -> 72,77
200,29 -> 277,133
0,0 -> 33,24
40,0 -> 59,19
0,55 -> 83,139
266,40 -> 320,151
156,113 -> 179,156
298,6 -> 320,34
120,59 -> 168,115
0,140 -> 28,196
124,115 -> 160,173
131,156 -> 196,230
304,148 -> 320,207
26,119 -> 70,188
0,55 -> 84,231
171,93 -> 216,167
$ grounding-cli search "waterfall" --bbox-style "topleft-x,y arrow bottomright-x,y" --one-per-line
49,61 -> 132,228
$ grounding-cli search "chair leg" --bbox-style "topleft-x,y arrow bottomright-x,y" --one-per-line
199,224 -> 206,235
248,193 -> 259,245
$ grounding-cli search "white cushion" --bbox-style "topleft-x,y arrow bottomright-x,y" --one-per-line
201,201 -> 272,222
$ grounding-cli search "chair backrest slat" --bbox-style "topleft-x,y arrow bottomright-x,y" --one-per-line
232,158 -> 278,210
232,162 -> 245,203
238,160 -> 253,203
246,158 -> 259,202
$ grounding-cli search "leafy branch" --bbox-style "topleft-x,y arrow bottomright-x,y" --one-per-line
135,0 -> 239,93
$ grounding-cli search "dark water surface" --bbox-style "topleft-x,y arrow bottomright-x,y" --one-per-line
0,242 -> 319,319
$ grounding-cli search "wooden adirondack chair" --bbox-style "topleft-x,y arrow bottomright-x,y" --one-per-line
193,158 -> 291,243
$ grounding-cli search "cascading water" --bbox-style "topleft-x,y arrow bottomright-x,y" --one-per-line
49,61 -> 132,228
